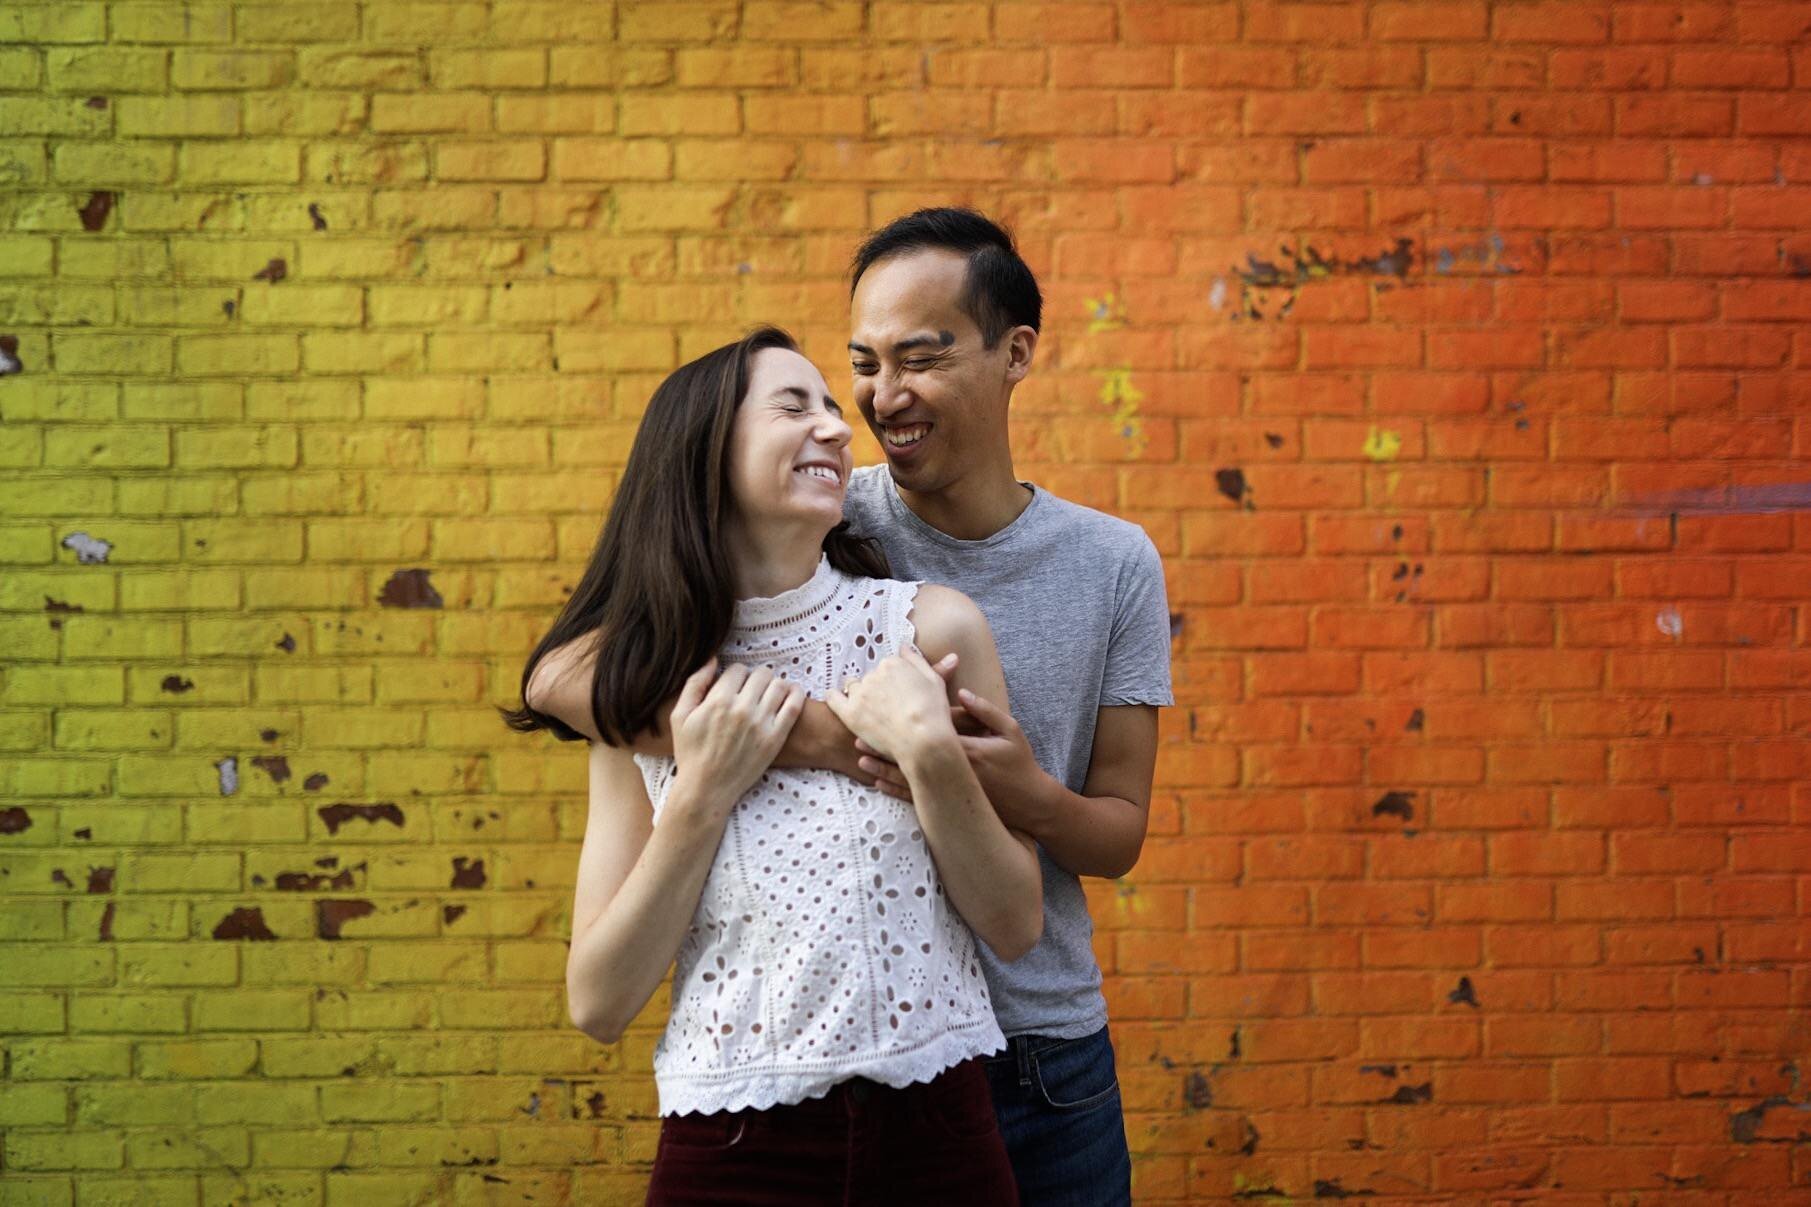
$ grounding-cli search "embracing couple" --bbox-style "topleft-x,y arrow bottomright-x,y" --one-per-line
505,209 -> 1173,1206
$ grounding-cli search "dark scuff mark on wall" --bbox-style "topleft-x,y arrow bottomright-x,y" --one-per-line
1404,708 -> 1424,732
1448,976 -> 1479,1008
1386,1082 -> 1432,1105
1313,1178 -> 1369,1199
44,599 -> 83,631
316,899 -> 376,939
260,729 -> 279,742
1361,1064 -> 1397,1077
318,802 -> 404,834
1264,432 -> 1285,448
378,568 -> 444,609
451,857 -> 486,889
73,827 -> 91,840
303,773 -> 330,792
0,335 -> 22,375
1215,468 -> 1251,507
1230,237 -> 1417,321
51,868 -> 73,887
252,258 -> 288,283
98,901 -> 114,940
308,203 -> 328,231
276,633 -> 296,652
85,96 -> 108,110
443,904 -> 466,925
1372,791 -> 1415,821
160,675 -> 194,694
78,191 -> 115,232
222,299 -> 236,318
0,807 -> 30,834
213,907 -> 278,940
250,755 -> 291,784
86,866 -> 114,893
1183,1070 -> 1213,1109
275,861 -> 361,892
1239,1120 -> 1259,1155
584,1090 -> 606,1118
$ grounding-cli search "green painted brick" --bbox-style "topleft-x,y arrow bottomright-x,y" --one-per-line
73,1082 -> 196,1125
125,1127 -> 250,1172
137,1037 -> 258,1079
191,988 -> 312,1032
0,991 -> 66,1034
10,1037 -> 134,1080
0,1082 -> 69,1126
0,944 -> 114,986
3,1128 -> 125,1171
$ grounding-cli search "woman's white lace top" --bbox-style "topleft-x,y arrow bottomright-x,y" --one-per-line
632,557 -> 1004,1117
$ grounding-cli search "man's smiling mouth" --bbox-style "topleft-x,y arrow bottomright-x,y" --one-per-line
884,424 -> 929,449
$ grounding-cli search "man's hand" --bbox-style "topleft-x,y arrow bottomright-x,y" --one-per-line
857,686 -> 1056,834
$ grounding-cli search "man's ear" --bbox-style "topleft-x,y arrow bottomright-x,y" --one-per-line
1003,325 -> 1037,386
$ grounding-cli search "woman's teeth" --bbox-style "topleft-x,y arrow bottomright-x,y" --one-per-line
885,425 -> 927,448
797,465 -> 839,482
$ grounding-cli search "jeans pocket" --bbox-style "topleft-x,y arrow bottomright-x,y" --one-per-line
1031,1033 -> 1121,1112
659,1110 -> 749,1153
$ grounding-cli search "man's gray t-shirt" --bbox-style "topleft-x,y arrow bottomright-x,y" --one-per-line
844,464 -> 1174,1039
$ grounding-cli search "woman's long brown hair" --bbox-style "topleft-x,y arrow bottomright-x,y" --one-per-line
499,326 -> 888,746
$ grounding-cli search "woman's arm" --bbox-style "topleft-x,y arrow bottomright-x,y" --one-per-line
565,661 -> 804,1043
826,586 -> 1043,962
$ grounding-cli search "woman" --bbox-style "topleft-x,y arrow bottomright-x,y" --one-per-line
502,327 -> 1041,1205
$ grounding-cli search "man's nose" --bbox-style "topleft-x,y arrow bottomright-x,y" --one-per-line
869,376 -> 910,419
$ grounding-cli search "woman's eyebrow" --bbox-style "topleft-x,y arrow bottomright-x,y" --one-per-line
772,385 -> 841,410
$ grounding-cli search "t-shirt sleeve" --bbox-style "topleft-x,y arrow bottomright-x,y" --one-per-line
1100,529 -> 1175,708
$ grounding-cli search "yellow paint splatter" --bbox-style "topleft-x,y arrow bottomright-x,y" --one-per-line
1084,292 -> 1126,333
1363,427 -> 1402,461
1096,366 -> 1147,457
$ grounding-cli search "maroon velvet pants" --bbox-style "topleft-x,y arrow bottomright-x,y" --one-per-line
645,1057 -> 1020,1206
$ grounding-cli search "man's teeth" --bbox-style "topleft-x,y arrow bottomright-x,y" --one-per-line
885,426 -> 927,447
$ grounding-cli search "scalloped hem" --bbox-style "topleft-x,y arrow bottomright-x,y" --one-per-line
655,1022 -> 1005,1118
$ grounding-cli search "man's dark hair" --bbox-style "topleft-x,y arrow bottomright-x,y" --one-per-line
849,207 -> 1042,348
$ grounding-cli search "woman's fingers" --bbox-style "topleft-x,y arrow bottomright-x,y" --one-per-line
673,657 -> 719,721
773,682 -> 806,730
956,687 -> 1016,735
758,673 -> 794,716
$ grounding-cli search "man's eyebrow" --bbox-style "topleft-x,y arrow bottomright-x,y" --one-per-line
846,334 -> 948,355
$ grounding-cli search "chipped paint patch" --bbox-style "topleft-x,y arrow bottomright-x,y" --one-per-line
78,191 -> 114,232
1084,292 -> 1126,333
1363,427 -> 1403,462
60,532 -> 113,564
451,857 -> 486,888
1095,366 -> 1147,457
318,802 -> 404,834
215,756 -> 239,796
250,755 -> 291,784
316,899 -> 377,939
1656,609 -> 1684,640
378,568 -> 444,609
252,258 -> 288,283
1208,277 -> 1227,312
213,907 -> 278,940
160,675 -> 194,694
0,334 -> 22,376
0,807 -> 32,834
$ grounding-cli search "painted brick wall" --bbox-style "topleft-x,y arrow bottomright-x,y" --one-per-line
3,1 -> 1810,1202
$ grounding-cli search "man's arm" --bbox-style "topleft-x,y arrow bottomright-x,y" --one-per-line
888,697 -> 1158,880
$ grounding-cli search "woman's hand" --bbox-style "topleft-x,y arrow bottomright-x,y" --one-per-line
669,659 -> 805,815
824,645 -> 957,769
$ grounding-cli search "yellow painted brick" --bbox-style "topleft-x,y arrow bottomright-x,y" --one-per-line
174,334 -> 300,377
183,804 -> 304,840
122,382 -> 243,421
435,139 -> 547,181
237,2 -> 360,41
52,142 -> 176,184
182,518 -> 303,563
373,1121 -> 499,1166
368,285 -> 489,326
0,424 -> 43,467
0,96 -> 110,135
0,142 -> 48,186
195,1080 -> 318,1123
251,665 -> 367,706
43,425 -> 170,469
117,476 -> 240,517
187,614 -> 313,659
428,518 -> 555,562
0,712 -> 50,753
298,47 -> 423,89
364,2 -> 491,41
193,989 -> 312,1031
240,473 -> 363,517
68,995 -> 187,1036
70,899 -> 186,942
487,374 -> 613,422
312,613 -> 436,657
116,95 -> 241,137
244,91 -> 372,137
300,331 -> 425,374
172,49 -> 294,89
110,3 -> 232,43
674,46 -> 797,87
619,92 -> 740,136
0,900 -> 63,940
179,139 -> 302,184
138,1038 -> 258,1078
620,1 -> 737,42
242,566 -> 365,609
53,709 -> 173,751
675,137 -> 800,181
2,944 -> 114,986
0,283 -> 113,325
56,802 -> 185,845
260,1034 -> 381,1078
305,140 -> 431,185
613,184 -> 736,231
114,755 -> 232,798
0,47 -> 42,89
59,239 -> 171,279
376,187 -> 504,231
0,756 -> 110,795
0,233 -> 54,274
46,46 -> 169,91
489,0 -> 613,41
0,569 -> 115,613
494,92 -> 616,133
125,1129 -> 250,1172
417,234 -> 534,274
430,47 -> 549,89
306,518 -> 430,561
547,231 -> 675,275
127,665 -> 249,703
115,848 -> 242,893
118,285 -> 235,327
491,470 -> 614,512
118,942 -> 237,985
305,707 -> 426,749
53,332 -> 174,376
379,1034 -> 499,1076
236,283 -> 366,326
360,379 -> 487,423
370,92 -> 492,134
0,666 -> 124,705
3,1130 -> 124,1172
314,989 -> 432,1030
173,425 -> 298,470
0,1080 -> 66,1125
168,239 -> 295,280
363,473 -> 487,516
119,568 -> 242,611
119,190 -> 250,232
171,706 -> 302,749
549,46 -> 674,88
427,425 -> 548,468
550,136 -> 671,181
245,379 -> 359,421
493,939 -> 566,982
0,524 -> 55,564
744,0 -> 864,39
58,617 -> 183,660
362,940 -> 487,984
553,328 -> 675,372
11,1037 -> 133,1080
427,331 -> 549,373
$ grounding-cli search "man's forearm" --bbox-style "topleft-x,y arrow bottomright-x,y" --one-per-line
1011,773 -> 1148,881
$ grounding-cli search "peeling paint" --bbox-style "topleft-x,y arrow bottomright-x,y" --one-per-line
451,857 -> 486,889
316,899 -> 376,939
1084,292 -> 1126,333
1215,467 -> 1251,507
275,863 -> 359,892
252,258 -> 288,283
1208,277 -> 1227,312
318,802 -> 404,834
86,866 -> 114,893
0,806 -> 31,834
160,675 -> 194,694
98,901 -> 114,940
78,191 -> 114,232
1362,428 -> 1402,462
60,532 -> 113,564
1385,1082 -> 1432,1105
215,756 -> 239,796
303,772 -> 330,792
250,755 -> 292,784
213,907 -> 278,940
1447,976 -> 1479,1008
276,633 -> 296,652
1655,609 -> 1684,640
1404,709 -> 1424,732
308,202 -> 328,231
1183,1070 -> 1213,1109
73,827 -> 91,840
1372,791 -> 1415,821
443,904 -> 467,925
378,568 -> 444,609
1624,482 -> 1811,516
0,334 -> 22,376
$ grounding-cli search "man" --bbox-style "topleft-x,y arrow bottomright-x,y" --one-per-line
531,209 -> 1171,1204
838,209 -> 1171,1205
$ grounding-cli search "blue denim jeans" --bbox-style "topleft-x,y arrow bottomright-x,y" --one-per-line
983,1026 -> 1132,1207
